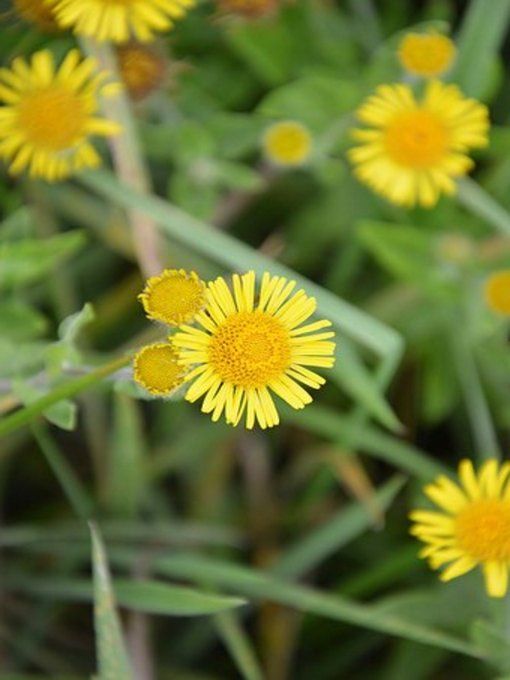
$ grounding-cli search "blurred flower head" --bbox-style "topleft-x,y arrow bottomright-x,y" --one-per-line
47,0 -> 195,43
0,49 -> 120,181
117,44 -> 167,101
263,120 -> 312,168
411,459 -> 510,597
13,0 -> 60,31
172,270 -> 336,429
139,269 -> 206,326
484,270 -> 510,315
349,81 -> 489,208
134,343 -> 186,396
398,32 -> 456,78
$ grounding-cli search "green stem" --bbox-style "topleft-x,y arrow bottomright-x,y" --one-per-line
457,177 -> 510,237
80,39 -> 162,277
31,422 -> 94,520
0,355 -> 130,441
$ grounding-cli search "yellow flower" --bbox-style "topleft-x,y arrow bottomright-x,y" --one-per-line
48,0 -> 195,43
484,270 -> 510,315
398,32 -> 456,78
172,271 -> 336,429
13,0 -> 59,31
117,44 -> 167,101
217,0 -> 278,18
263,121 -> 312,167
133,343 -> 186,396
410,459 -> 510,598
139,269 -> 206,326
0,49 -> 120,181
349,81 -> 489,208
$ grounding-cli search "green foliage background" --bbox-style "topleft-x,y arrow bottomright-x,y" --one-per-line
1,0 -> 510,678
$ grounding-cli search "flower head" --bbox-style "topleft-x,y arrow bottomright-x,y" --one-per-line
0,49 -> 120,181
349,81 -> 489,208
139,269 -> 206,326
13,0 -> 59,31
263,121 -> 312,168
134,343 -> 186,396
410,459 -> 510,597
48,0 -> 195,43
217,0 -> 278,18
398,32 -> 456,78
484,270 -> 510,315
172,271 -> 336,429
117,44 -> 167,101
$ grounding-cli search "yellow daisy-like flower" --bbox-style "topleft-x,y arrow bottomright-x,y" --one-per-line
349,81 -> 489,208
398,32 -> 456,78
0,49 -> 120,182
133,343 -> 186,396
48,0 -> 195,43
139,269 -> 206,326
410,459 -> 510,598
13,0 -> 59,31
263,121 -> 312,168
117,44 -> 167,101
484,270 -> 510,316
172,271 -> 336,429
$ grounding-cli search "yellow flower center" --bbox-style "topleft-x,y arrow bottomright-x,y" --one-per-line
484,270 -> 510,315
398,33 -> 456,78
17,87 -> 87,150
209,311 -> 291,389
456,500 -> 510,562
385,110 -> 448,168
140,270 -> 205,326
264,121 -> 312,166
134,344 -> 185,396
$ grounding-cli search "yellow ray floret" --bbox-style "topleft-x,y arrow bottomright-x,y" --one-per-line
484,270 -> 510,316
410,459 -> 510,597
398,32 -> 456,78
47,0 -> 195,43
349,80 -> 489,208
172,270 -> 336,429
0,49 -> 120,182
139,269 -> 206,326
263,121 -> 312,167
133,343 -> 186,396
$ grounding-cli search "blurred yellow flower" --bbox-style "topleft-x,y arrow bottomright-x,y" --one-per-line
217,0 -> 277,18
117,44 -> 167,101
48,0 -> 195,43
398,32 -> 456,78
410,459 -> 510,597
13,0 -> 59,31
172,271 -> 335,429
0,49 -> 120,181
349,81 -> 489,208
139,269 -> 206,326
134,343 -> 186,396
484,270 -> 510,315
263,121 -> 312,167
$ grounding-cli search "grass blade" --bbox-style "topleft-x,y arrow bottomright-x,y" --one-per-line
90,523 -> 134,680
213,612 -> 265,680
457,177 -> 510,237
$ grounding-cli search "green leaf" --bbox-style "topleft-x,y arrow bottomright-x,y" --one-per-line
90,523 -> 134,680
258,75 -> 360,131
58,302 -> 95,345
0,300 -> 47,341
12,380 -> 77,431
114,580 -> 246,616
274,476 -> 405,579
106,393 -> 146,517
0,231 -> 86,290
452,0 -> 510,98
